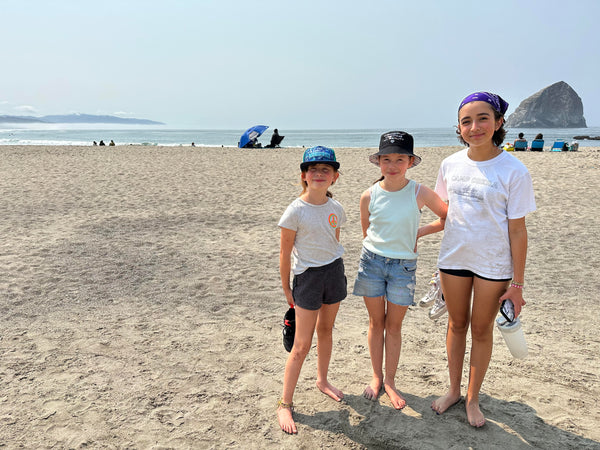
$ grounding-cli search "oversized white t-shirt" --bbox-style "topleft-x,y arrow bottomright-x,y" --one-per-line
278,197 -> 346,275
435,149 -> 536,279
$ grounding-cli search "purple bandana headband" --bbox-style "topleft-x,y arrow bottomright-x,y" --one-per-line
459,92 -> 509,115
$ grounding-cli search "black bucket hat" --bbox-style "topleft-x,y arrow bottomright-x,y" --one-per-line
369,131 -> 421,168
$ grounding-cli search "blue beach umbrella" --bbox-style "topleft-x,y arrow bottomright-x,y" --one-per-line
238,125 -> 268,148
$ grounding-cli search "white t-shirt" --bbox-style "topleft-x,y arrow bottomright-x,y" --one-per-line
278,197 -> 346,275
435,149 -> 536,279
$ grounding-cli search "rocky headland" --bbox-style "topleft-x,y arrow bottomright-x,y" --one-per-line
506,81 -> 586,128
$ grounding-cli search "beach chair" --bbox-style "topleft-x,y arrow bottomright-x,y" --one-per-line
530,139 -> 544,151
514,140 -> 528,151
550,140 -> 567,152
265,133 -> 285,148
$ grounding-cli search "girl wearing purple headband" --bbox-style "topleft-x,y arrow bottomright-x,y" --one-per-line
455,91 -> 508,148
431,92 -> 536,427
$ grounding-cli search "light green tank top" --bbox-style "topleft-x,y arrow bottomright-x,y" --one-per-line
363,179 -> 421,259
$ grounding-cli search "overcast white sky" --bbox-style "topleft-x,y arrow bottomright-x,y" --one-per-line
2,0 -> 599,128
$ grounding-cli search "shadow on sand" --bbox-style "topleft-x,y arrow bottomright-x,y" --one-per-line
293,393 -> 599,449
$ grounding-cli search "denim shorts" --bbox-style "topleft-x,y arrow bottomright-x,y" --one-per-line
292,258 -> 347,311
352,247 -> 417,306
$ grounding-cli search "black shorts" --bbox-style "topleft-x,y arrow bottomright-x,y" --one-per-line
292,258 -> 347,311
439,268 -> 511,282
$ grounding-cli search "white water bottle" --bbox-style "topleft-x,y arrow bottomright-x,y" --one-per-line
496,315 -> 528,359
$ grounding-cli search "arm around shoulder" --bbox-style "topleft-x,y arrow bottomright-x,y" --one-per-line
416,185 -> 448,239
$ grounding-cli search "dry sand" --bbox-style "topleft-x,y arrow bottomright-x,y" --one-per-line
1,144 -> 599,449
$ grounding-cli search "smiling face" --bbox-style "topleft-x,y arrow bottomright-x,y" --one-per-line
458,101 -> 503,147
378,153 -> 414,177
301,163 -> 338,190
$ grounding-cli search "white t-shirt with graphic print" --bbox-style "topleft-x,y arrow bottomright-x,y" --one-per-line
435,149 -> 536,279
279,197 -> 346,275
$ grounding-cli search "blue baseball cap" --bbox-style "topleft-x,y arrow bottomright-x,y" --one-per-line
300,146 -> 340,171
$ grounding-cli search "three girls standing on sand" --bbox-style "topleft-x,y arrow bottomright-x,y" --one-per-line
277,91 -> 536,433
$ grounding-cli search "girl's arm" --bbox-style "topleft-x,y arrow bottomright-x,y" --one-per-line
279,227 -> 296,307
500,217 -> 528,317
416,185 -> 448,239
359,189 -> 371,238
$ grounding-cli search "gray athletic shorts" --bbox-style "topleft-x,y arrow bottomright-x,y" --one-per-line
292,258 -> 347,311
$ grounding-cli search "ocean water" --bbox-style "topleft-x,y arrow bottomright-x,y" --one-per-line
1,125 -> 599,148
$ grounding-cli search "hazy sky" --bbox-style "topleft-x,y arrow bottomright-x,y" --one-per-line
3,0 -> 599,128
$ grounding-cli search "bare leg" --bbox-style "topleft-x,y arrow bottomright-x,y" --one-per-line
363,296 -> 385,400
432,273 -> 472,414
465,278 -> 508,427
382,301 -> 409,409
278,306 -> 319,434
315,302 -> 343,401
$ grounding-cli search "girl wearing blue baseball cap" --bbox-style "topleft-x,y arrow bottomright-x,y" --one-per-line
431,93 -> 536,427
353,131 -> 448,410
277,146 -> 347,434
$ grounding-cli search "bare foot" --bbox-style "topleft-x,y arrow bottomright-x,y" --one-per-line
466,397 -> 486,427
277,403 -> 297,434
316,380 -> 344,402
384,381 -> 406,410
431,392 -> 461,415
362,378 -> 382,401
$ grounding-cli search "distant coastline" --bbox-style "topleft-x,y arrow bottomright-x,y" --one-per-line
2,127 -> 600,148
0,113 -> 164,125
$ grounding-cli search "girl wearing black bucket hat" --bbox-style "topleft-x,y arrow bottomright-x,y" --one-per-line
353,131 -> 448,410
277,146 -> 347,434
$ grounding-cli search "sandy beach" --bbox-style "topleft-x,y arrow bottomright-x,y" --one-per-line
1,144 -> 599,449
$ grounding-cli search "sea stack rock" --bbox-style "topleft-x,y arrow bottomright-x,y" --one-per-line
506,81 -> 586,128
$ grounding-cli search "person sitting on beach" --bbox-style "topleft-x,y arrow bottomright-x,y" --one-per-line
99,140 -> 106,146
514,132 -> 526,144
109,140 -> 116,146
513,132 -> 527,151
352,131 -> 447,410
277,146 -> 347,434
266,129 -> 285,148
431,92 -> 536,427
